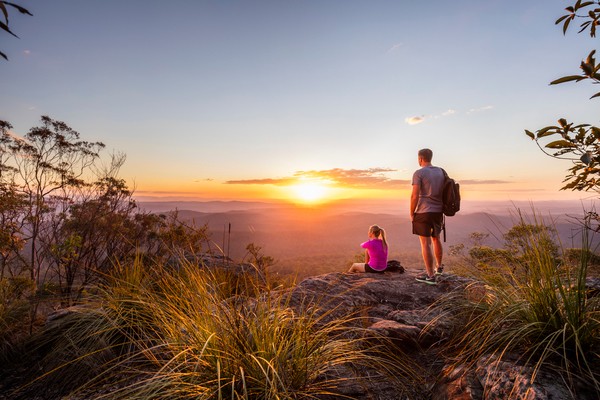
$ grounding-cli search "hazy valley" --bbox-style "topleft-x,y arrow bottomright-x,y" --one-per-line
138,199 -> 597,278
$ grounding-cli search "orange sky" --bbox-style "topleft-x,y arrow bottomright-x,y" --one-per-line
132,171 -> 592,208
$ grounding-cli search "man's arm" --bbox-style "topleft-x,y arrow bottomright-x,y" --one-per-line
410,184 -> 419,220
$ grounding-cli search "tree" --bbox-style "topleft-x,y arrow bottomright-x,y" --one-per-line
526,1 -> 600,192
45,154 -> 140,305
1,116 -> 105,293
0,121 -> 28,279
0,1 -> 33,60
1,116 -> 217,309
503,222 -> 559,263
0,184 -> 27,279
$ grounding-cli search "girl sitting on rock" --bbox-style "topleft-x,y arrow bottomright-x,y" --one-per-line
347,224 -> 388,273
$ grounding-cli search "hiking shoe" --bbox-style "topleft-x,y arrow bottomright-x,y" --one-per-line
415,274 -> 437,285
435,265 -> 444,275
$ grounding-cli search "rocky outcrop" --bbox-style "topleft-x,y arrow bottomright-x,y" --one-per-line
283,268 -> 598,400
286,268 -> 467,346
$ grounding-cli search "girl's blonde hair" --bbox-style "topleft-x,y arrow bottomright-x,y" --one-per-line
369,225 -> 388,250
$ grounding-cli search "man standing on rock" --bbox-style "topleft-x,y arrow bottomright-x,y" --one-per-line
410,148 -> 444,285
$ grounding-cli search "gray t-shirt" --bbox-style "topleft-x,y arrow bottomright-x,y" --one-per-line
412,166 -> 444,213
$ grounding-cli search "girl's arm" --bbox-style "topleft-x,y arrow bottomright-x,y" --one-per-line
364,249 -> 370,264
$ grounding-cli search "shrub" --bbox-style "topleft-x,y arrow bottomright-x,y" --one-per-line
0,277 -> 33,361
436,214 -> 600,397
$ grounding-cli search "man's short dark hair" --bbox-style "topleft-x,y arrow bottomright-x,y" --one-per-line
418,148 -> 433,162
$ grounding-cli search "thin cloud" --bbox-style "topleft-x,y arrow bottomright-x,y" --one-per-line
135,190 -> 202,196
467,105 -> 494,114
477,188 -> 546,193
459,179 -> 511,185
405,116 -> 425,125
405,109 -> 455,125
387,43 -> 403,53
504,188 -> 545,192
406,106 -> 492,126
226,177 -> 298,185
296,168 -> 406,188
226,168 -> 409,189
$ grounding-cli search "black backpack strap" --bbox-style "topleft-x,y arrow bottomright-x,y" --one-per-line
442,214 -> 446,242
440,168 -> 448,242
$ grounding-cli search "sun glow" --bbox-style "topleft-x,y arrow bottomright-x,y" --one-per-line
291,182 -> 329,203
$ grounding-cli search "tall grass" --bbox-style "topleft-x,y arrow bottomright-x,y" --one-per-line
434,213 -> 600,397
11,257 -> 419,399
0,276 -> 34,362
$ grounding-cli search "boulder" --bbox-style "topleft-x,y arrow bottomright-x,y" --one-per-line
434,355 -> 589,400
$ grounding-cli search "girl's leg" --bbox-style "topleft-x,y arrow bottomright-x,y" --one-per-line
348,263 -> 366,273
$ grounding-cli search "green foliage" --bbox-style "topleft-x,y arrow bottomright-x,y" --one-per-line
244,242 -> 275,273
503,221 -> 560,262
0,184 -> 27,277
452,214 -> 561,287
564,246 -> 600,265
150,211 -> 211,261
526,2 -> 600,192
469,231 -> 489,247
0,276 -> 33,360
9,258 -> 418,399
351,249 -> 366,264
0,121 -> 27,279
526,120 -> 600,191
468,245 -> 512,264
554,1 -> 600,97
453,243 -> 514,287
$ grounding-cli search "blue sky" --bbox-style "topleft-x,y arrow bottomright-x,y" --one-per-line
1,0 -> 598,204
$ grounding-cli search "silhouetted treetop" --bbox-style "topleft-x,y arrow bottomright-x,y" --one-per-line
0,1 -> 32,60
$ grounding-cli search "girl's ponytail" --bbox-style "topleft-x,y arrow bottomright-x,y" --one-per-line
379,228 -> 388,251
370,225 -> 388,251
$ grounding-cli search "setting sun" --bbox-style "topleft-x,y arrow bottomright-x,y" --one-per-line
291,182 -> 329,203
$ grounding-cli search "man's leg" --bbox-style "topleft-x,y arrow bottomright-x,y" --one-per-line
432,235 -> 443,270
419,235 -> 435,277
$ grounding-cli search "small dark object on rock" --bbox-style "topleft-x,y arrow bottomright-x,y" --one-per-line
386,259 -> 404,273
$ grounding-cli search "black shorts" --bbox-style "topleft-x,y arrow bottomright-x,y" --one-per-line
412,212 -> 443,237
365,264 -> 385,273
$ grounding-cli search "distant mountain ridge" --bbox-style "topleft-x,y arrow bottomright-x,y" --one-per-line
137,200 -> 283,214
137,198 -> 596,216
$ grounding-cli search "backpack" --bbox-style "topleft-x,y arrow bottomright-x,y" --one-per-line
440,168 -> 460,217
440,169 -> 460,242
386,259 -> 404,273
